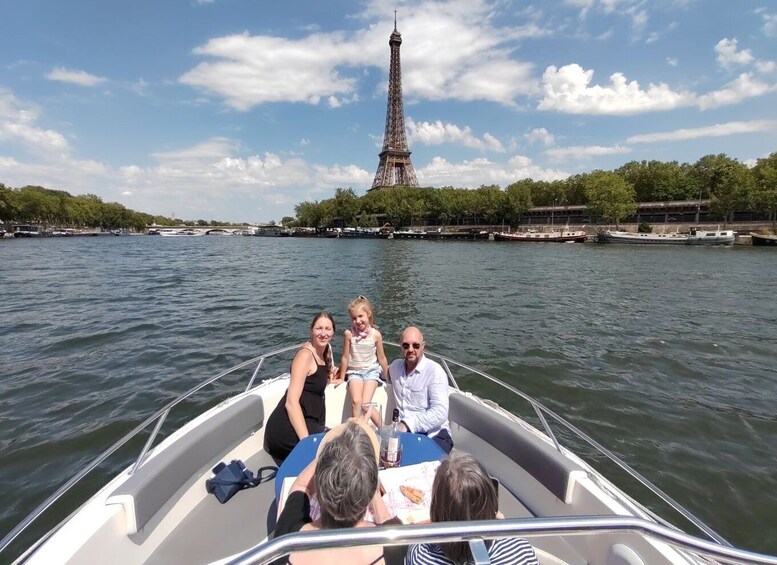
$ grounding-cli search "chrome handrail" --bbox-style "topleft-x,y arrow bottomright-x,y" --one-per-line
0,343 -> 302,555
226,516 -> 777,565
412,345 -> 730,547
0,342 -> 746,559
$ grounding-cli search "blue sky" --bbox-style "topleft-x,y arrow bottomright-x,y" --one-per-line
1,0 -> 775,223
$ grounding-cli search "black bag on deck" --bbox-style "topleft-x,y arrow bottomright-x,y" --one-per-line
205,459 -> 277,504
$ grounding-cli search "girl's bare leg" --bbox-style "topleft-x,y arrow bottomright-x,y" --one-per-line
362,380 -> 380,426
349,379 -> 364,418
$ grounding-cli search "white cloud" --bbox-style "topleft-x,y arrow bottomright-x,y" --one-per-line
538,63 -> 695,115
406,118 -> 505,152
538,62 -> 775,115
45,67 -> 107,87
418,154 -> 568,187
565,0 -> 652,37
545,144 -> 631,160
666,57 -> 678,67
131,78 -> 149,96
761,13 -> 777,37
312,164 -> 372,189
524,127 -> 556,146
715,38 -> 754,68
755,60 -> 776,73
0,85 -> 371,221
627,120 -> 777,143
714,37 -> 775,75
697,73 -> 773,110
565,0 -> 637,17
179,0 -> 545,110
0,88 -> 71,157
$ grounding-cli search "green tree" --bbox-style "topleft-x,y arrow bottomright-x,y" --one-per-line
583,170 -> 636,227
332,187 -> 360,227
0,183 -> 18,221
473,185 -> 504,225
752,152 -> 777,228
294,200 -> 324,227
504,180 -> 533,227
693,154 -> 754,225
616,160 -> 692,202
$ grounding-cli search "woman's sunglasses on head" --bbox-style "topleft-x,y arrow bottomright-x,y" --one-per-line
402,342 -> 422,350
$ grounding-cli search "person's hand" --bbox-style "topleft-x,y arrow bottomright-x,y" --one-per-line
328,366 -> 342,383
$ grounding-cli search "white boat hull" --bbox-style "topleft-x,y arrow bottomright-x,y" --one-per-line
7,349 -> 767,565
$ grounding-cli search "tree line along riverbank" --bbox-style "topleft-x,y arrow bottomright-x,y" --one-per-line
2,152 -> 776,231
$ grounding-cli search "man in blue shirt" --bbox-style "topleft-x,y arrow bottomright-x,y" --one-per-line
387,326 -> 453,453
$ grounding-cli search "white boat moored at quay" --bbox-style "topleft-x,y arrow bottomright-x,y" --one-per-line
597,230 -> 689,244
2,343 -> 775,565
11,224 -> 42,238
686,228 -> 736,245
495,229 -> 588,243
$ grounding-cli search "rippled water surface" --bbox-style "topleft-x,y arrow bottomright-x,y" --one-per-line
1,236 -> 776,559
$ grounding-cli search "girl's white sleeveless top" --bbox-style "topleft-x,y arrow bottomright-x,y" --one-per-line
348,328 -> 378,370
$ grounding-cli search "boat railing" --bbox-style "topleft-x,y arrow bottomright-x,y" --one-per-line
227,516 -> 777,565
420,344 -> 730,547
0,342 -> 742,558
0,343 -> 301,556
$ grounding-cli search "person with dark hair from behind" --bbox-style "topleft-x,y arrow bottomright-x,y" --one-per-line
406,452 -> 539,565
265,312 -> 339,462
272,420 -> 402,565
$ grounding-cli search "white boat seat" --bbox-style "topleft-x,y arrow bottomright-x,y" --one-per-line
106,394 -> 264,536
145,449 -> 278,565
448,392 -> 584,504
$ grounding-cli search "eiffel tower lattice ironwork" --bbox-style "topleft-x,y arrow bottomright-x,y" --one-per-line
370,16 -> 419,191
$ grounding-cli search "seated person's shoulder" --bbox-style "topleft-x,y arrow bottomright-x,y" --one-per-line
491,537 -> 539,564
405,543 -> 439,564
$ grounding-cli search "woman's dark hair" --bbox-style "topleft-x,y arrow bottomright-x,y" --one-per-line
310,311 -> 336,367
315,422 -> 378,529
430,452 -> 498,563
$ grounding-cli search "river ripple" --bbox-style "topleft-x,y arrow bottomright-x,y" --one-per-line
1,236 -> 776,559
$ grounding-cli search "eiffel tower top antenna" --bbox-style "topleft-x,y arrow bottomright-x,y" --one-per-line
369,11 -> 419,191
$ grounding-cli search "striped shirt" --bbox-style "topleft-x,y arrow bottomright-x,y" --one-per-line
405,538 -> 539,565
347,327 -> 379,371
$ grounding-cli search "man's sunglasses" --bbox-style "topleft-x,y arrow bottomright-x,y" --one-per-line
401,342 -> 422,350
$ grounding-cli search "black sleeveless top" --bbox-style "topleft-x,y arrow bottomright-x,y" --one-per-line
265,357 -> 328,461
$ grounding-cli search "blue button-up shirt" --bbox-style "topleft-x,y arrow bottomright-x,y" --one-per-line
388,355 -> 450,438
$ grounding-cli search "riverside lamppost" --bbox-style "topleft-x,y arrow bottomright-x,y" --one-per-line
551,199 -> 556,227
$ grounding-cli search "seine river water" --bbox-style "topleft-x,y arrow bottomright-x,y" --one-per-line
1,235 -> 776,560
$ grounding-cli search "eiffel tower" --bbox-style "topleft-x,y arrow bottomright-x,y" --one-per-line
370,14 -> 419,191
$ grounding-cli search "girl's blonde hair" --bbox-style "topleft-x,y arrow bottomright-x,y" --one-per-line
348,295 -> 377,329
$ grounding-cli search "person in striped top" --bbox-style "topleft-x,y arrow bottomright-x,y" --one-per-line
405,452 -> 539,565
339,296 -> 389,424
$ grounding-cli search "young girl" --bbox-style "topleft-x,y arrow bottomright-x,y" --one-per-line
339,296 -> 389,425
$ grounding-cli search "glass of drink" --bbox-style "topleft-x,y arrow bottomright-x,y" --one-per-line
380,436 -> 402,469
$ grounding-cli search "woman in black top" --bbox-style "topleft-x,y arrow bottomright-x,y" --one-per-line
265,312 -> 338,461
